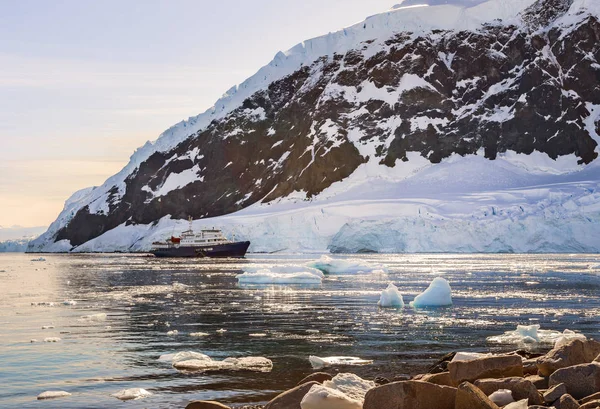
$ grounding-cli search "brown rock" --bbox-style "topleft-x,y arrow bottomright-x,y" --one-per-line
537,340 -> 600,377
448,354 -> 524,385
297,372 -> 332,386
526,374 -> 549,390
186,401 -> 231,409
475,377 -> 543,405
363,380 -> 457,409
524,358 -> 540,376
549,363 -> 600,400
455,382 -> 500,409
580,400 -> 600,409
528,406 -> 552,409
263,382 -> 318,409
421,372 -> 454,387
554,394 -> 581,409
582,393 -> 600,405
596,354 -> 600,363
545,384 -> 568,404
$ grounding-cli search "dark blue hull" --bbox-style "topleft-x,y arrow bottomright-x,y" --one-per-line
151,241 -> 250,258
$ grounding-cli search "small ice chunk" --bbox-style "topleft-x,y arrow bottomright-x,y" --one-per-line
63,300 -> 77,306
31,257 -> 46,262
378,283 -> 404,308
80,313 -> 107,322
504,399 -> 528,409
451,352 -> 492,362
489,389 -> 514,406
309,356 -> 373,369
37,391 -> 72,400
237,265 -> 324,284
300,384 -> 362,409
43,337 -> 61,342
308,255 -> 387,274
30,339 -> 39,343
487,326 -> 586,346
190,332 -> 210,337
173,356 -> 273,372
42,325 -> 54,329
111,388 -> 152,401
167,330 -> 178,336
159,351 -> 211,363
554,329 -> 587,348
216,328 -> 227,333
249,333 -> 267,337
409,277 -> 452,307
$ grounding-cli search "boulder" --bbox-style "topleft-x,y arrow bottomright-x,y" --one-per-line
455,382 -> 500,409
549,363 -> 600,400
297,373 -> 332,386
421,372 -> 454,387
526,375 -> 549,390
596,354 -> 600,363
524,358 -> 539,376
582,393 -> 600,405
475,377 -> 543,405
363,380 -> 457,409
580,401 -> 600,409
554,394 -> 580,409
185,402 -> 231,409
264,381 -> 318,409
545,384 -> 568,404
448,354 -> 523,385
537,340 -> 600,377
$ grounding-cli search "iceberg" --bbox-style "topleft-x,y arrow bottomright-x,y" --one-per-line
237,266 -> 324,285
111,388 -> 152,401
409,277 -> 452,307
308,255 -> 387,274
309,356 -> 373,369
378,283 -> 404,308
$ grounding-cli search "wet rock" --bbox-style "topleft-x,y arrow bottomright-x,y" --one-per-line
545,384 -> 568,404
580,401 -> 600,409
538,340 -> 600,377
428,352 -> 457,374
554,394 -> 581,409
297,372 -> 332,386
363,380 -> 457,409
475,377 -> 543,405
421,372 -> 453,387
524,358 -> 539,376
455,382 -> 500,409
449,354 -> 524,385
263,381 -> 318,409
581,393 -> 600,405
186,401 -> 231,409
549,363 -> 600,400
373,376 -> 390,385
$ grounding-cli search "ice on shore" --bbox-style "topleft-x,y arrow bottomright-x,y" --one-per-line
451,352 -> 492,362
111,388 -> 152,401
489,389 -> 514,406
37,391 -> 72,400
409,277 -> 452,308
487,325 -> 586,346
378,283 -> 404,308
301,373 -> 375,409
237,266 -> 323,285
308,255 -> 387,275
309,356 -> 373,369
166,353 -> 273,372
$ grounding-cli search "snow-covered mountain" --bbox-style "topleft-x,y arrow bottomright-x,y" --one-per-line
30,0 -> 600,253
0,226 -> 46,252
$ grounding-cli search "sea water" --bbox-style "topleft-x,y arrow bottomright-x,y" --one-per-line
0,253 -> 599,408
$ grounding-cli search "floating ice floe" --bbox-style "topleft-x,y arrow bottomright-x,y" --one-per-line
43,337 -> 61,342
63,300 -> 77,306
31,257 -> 46,262
409,277 -> 452,308
172,355 -> 273,373
378,283 -> 404,308
309,356 -> 373,369
111,388 -> 152,401
216,328 -> 227,333
301,373 -> 375,409
79,313 -> 107,322
237,265 -> 324,284
41,325 -> 54,329
167,330 -> 179,335
308,255 -> 387,275
159,351 -> 211,363
249,333 -> 267,337
489,389 -> 514,406
487,325 -> 586,346
189,332 -> 210,337
37,391 -> 72,400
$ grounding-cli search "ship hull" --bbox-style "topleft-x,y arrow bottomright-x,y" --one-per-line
151,241 -> 251,258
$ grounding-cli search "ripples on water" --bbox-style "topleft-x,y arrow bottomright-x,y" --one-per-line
0,253 -> 599,408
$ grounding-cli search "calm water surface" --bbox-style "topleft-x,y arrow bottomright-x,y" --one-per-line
0,253 -> 599,408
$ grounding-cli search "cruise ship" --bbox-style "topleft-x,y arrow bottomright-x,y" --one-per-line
150,219 -> 250,258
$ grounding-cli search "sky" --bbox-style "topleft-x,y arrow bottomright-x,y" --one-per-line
0,0 -> 404,228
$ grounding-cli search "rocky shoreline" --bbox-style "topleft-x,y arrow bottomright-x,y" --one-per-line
187,338 -> 600,409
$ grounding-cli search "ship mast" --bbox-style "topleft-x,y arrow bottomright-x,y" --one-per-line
188,216 -> 193,232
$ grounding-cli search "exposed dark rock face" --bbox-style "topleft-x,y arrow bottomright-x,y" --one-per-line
56,0 -> 600,247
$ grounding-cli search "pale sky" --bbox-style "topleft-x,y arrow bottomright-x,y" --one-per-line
0,0 -> 403,228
